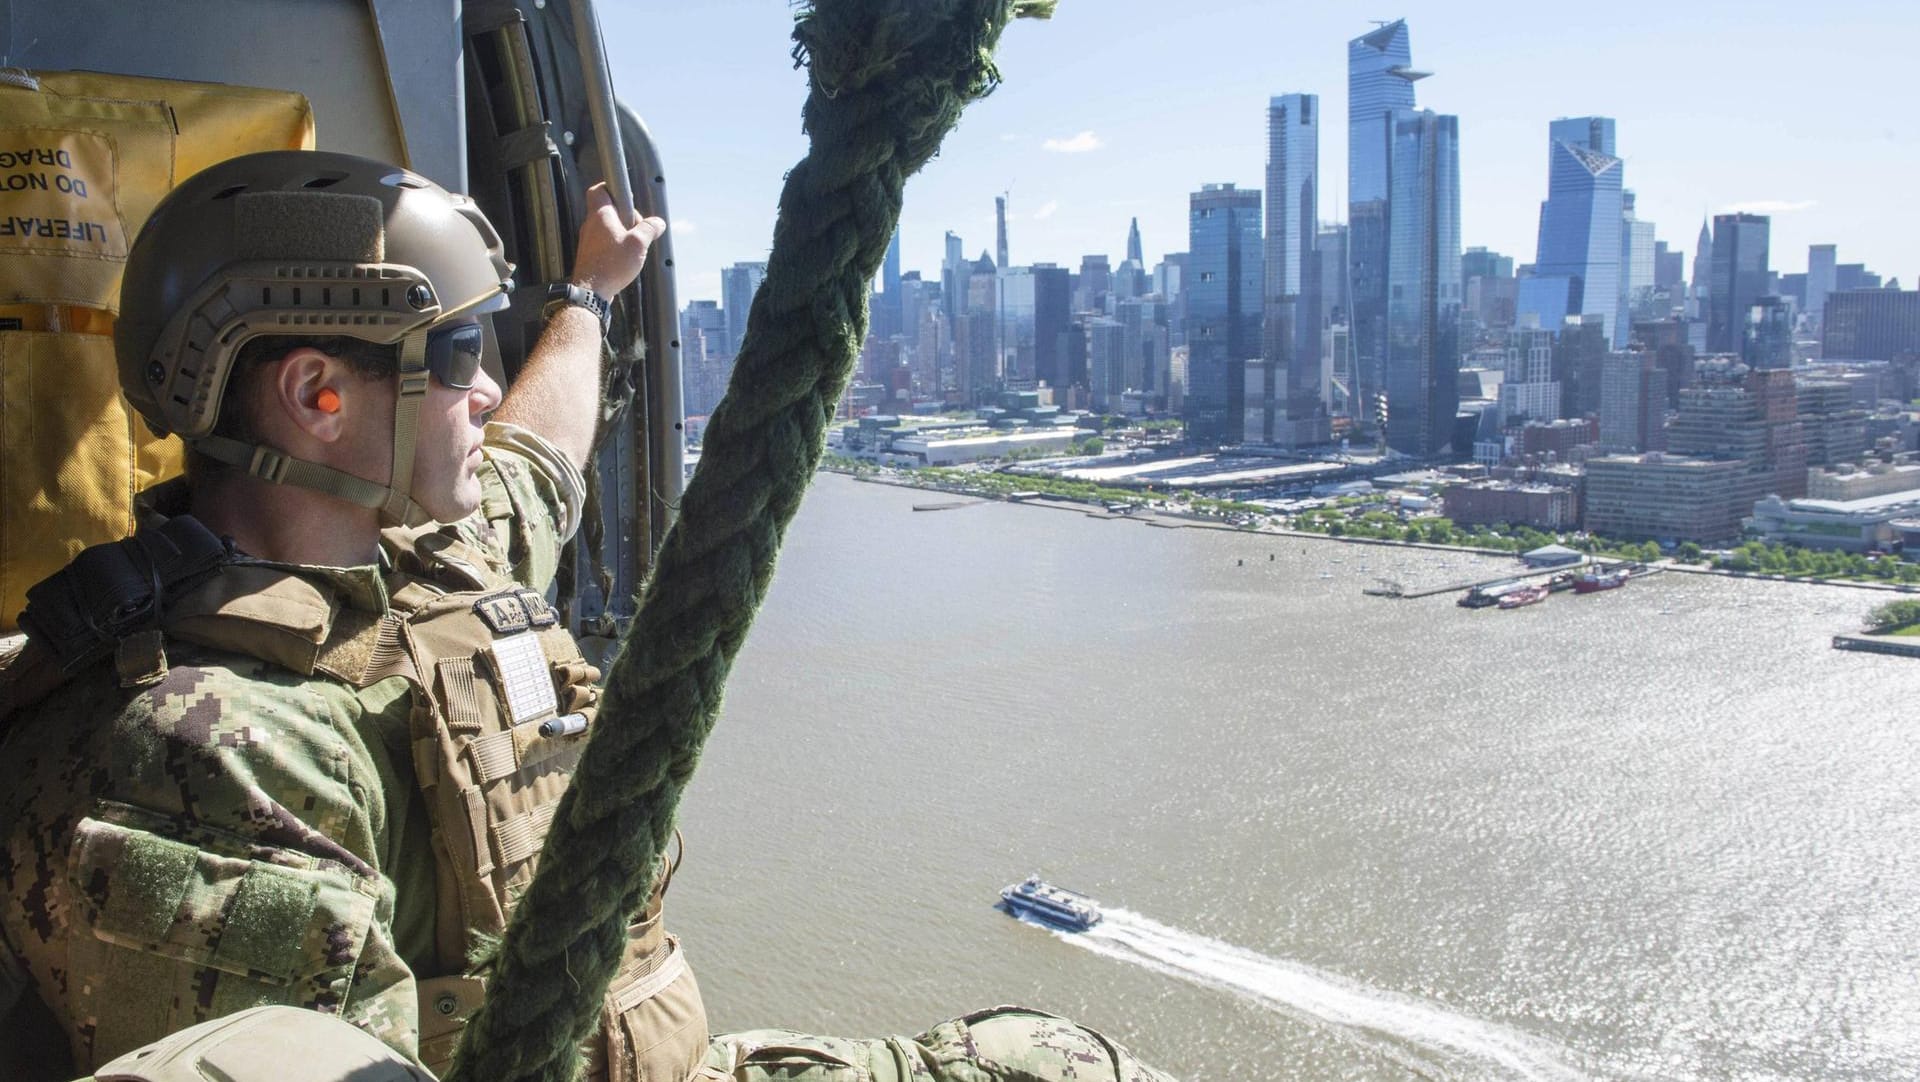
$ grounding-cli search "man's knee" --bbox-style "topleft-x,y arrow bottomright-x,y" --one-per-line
912,1005 -> 1174,1082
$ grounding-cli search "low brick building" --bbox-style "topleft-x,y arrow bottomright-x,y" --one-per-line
1441,481 -> 1580,531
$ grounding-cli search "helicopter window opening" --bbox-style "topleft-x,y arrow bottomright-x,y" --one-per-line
211,184 -> 248,200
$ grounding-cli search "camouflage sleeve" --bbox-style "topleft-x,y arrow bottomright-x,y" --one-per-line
706,1006 -> 1176,1082
0,655 -> 422,1069
450,420 -> 587,592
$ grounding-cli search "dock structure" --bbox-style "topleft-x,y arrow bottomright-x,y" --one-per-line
1832,634 -> 1920,658
1375,564 -> 1573,600
1368,560 -> 1657,602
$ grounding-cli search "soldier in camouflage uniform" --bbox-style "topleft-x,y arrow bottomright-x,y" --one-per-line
0,150 -> 1171,1082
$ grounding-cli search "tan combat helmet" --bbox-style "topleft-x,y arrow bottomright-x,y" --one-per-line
116,149 -> 514,527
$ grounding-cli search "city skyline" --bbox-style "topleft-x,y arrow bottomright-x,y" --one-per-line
604,1 -> 1916,305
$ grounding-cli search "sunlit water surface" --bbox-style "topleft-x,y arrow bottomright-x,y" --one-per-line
668,474 -> 1920,1080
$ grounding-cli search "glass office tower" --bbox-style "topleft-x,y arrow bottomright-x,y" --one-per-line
1524,116 -> 1625,346
1348,19 -> 1423,428
1709,213 -> 1772,353
1265,93 -> 1324,443
1185,183 -> 1264,446
1383,109 -> 1461,457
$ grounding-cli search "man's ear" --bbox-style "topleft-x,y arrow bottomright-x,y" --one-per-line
266,347 -> 354,443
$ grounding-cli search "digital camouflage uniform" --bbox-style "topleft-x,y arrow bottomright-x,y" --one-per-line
0,423 -> 1171,1082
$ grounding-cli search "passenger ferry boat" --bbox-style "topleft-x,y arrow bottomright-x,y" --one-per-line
999,876 -> 1103,931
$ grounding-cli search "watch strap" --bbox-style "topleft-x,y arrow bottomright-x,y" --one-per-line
544,282 -> 611,332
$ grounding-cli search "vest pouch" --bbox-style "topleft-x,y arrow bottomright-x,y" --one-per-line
414,973 -> 487,1077
62,811 -> 379,1066
592,931 -> 708,1082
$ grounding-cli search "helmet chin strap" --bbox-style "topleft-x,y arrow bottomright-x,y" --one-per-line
379,327 -> 434,528
191,325 -> 436,529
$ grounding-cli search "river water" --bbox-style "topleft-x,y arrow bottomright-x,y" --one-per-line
667,473 -> 1920,1081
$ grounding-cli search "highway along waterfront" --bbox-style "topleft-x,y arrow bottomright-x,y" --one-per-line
671,473 -> 1918,1080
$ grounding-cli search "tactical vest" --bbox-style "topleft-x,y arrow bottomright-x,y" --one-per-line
8,514 -> 707,1081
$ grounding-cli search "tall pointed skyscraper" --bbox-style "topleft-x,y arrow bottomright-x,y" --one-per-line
1126,217 -> 1143,265
1518,117 -> 1625,346
1348,19 -> 1425,429
995,195 -> 1009,270
1690,217 -> 1712,320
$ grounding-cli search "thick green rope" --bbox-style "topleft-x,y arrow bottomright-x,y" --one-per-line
444,4 -> 1054,1080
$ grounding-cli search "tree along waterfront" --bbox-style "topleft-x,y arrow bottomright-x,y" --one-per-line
818,460 -> 1920,586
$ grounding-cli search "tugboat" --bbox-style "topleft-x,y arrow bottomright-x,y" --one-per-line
999,876 -> 1103,931
1497,583 -> 1550,609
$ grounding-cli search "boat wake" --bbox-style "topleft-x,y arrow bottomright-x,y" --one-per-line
1047,907 -> 1588,1081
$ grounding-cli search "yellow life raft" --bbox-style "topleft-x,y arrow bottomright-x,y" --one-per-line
0,70 -> 313,628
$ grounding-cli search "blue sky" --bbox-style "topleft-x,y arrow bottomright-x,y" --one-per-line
604,1 -> 1917,304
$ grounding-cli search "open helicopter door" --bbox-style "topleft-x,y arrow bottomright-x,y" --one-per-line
0,0 -> 681,643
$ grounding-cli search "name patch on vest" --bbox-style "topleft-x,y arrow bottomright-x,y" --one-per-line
474,588 -> 559,636
490,631 -> 559,726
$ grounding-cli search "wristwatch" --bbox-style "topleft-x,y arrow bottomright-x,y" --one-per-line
544,282 -> 612,333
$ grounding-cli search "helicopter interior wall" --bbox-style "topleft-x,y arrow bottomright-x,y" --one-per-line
0,0 -> 465,189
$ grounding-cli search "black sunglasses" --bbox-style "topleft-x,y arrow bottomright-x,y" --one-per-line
425,322 -> 486,390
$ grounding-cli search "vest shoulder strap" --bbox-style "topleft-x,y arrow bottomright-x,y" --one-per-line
17,514 -> 231,674
163,564 -> 343,677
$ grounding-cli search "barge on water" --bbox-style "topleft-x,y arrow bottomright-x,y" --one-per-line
1497,583 -> 1551,609
1574,569 -> 1630,593
999,876 -> 1103,932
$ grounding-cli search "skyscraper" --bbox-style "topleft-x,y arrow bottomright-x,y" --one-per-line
1654,241 -> 1684,290
1708,213 -> 1771,353
883,227 -> 901,299
1621,190 -> 1656,323
1823,289 -> 1920,361
875,227 -> 903,341
1689,218 -> 1712,321
1348,19 -> 1424,426
941,230 -> 967,327
1077,254 -> 1112,313
720,261 -> 768,357
1033,264 -> 1073,390
1744,295 -> 1793,369
995,195 -> 1009,270
998,264 -> 1072,389
1598,351 -> 1667,453
1185,183 -> 1263,446
1315,225 -> 1351,411
1520,117 -> 1625,346
1265,92 -> 1326,445
1126,217 -> 1143,265
1383,108 -> 1461,456
1807,244 -> 1837,331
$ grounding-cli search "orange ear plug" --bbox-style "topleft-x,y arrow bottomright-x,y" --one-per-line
315,387 -> 342,414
